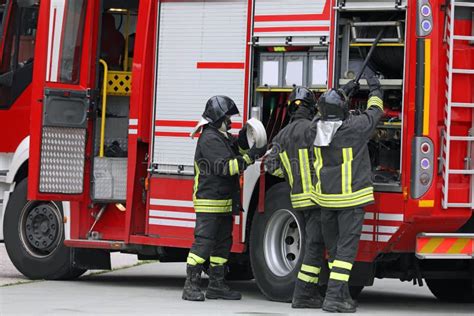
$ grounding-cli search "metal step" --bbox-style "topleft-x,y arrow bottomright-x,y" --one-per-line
448,169 -> 474,175
454,1 -> 474,8
450,136 -> 474,141
452,102 -> 474,108
453,68 -> 474,75
446,203 -> 473,208
453,35 -> 474,41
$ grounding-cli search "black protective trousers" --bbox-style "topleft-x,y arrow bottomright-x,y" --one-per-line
296,208 -> 325,285
321,207 -> 365,301
188,213 -> 233,266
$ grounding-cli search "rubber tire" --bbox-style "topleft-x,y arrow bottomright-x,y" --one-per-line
250,182 -> 305,302
426,278 -> 474,303
3,178 -> 86,280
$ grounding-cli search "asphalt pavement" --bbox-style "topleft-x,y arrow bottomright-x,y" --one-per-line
1,258 -> 472,315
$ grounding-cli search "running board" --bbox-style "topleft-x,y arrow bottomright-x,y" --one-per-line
64,239 -> 125,250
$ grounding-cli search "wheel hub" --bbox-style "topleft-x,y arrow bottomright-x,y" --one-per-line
263,209 -> 302,277
20,202 -> 62,258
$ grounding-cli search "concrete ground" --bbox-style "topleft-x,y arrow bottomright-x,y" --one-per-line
1,257 -> 472,315
0,243 -> 138,286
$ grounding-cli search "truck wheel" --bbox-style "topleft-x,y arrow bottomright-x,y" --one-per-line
426,278 -> 474,303
3,178 -> 86,280
250,182 -> 305,302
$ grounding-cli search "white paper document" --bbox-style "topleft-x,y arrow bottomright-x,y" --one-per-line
312,59 -> 328,86
262,61 -> 279,86
285,61 -> 303,86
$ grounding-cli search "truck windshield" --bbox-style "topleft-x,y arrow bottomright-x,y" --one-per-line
0,0 -> 38,108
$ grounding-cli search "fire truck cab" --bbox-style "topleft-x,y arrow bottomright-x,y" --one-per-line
2,0 -> 473,303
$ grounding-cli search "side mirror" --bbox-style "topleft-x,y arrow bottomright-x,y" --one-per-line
0,71 -> 13,87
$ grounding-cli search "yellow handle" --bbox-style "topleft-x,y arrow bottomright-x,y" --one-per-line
99,59 -> 108,158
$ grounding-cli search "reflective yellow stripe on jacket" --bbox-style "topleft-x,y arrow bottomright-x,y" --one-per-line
193,199 -> 232,213
279,151 -> 294,187
193,162 -> 232,213
341,148 -> 353,195
298,148 -> 312,194
313,147 -> 323,194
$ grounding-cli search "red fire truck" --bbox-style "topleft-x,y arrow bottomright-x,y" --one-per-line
2,0 -> 473,303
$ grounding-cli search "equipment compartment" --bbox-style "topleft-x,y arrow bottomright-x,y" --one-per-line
334,9 -> 407,191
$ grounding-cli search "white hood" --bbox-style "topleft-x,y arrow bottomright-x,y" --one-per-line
314,120 -> 343,147
190,117 -> 209,139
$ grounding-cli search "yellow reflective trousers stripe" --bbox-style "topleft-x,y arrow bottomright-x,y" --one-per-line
187,252 -> 205,265
333,260 -> 353,271
301,264 -> 321,274
298,272 -> 319,284
341,148 -> 353,195
210,256 -> 228,266
330,271 -> 350,282
279,151 -> 294,187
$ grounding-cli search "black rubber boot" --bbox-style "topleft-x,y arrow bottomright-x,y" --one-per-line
291,279 -> 323,309
322,280 -> 356,313
322,299 -> 357,313
182,264 -> 205,301
206,265 -> 242,300
342,283 -> 358,308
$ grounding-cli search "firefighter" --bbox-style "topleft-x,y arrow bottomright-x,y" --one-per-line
265,87 -> 324,309
312,77 -> 384,313
183,96 -> 267,302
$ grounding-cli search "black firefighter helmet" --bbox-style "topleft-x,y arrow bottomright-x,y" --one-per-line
202,95 -> 240,125
288,87 -> 317,115
317,89 -> 349,121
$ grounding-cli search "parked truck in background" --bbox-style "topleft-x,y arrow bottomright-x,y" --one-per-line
1,0 -> 473,303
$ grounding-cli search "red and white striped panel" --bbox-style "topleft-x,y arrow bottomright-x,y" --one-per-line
147,177 -> 242,240
360,211 -> 404,243
253,0 -> 330,38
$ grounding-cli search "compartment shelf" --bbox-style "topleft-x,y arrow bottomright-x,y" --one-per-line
339,78 -> 403,89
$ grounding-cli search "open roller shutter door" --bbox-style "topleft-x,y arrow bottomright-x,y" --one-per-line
152,0 -> 248,175
253,0 -> 330,46
336,0 -> 407,11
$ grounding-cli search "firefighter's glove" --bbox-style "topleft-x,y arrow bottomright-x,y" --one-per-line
341,80 -> 360,97
367,76 -> 384,99
248,144 -> 267,162
238,125 -> 250,150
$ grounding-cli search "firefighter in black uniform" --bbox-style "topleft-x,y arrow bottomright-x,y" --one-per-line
265,87 -> 324,309
312,77 -> 384,313
182,96 -> 267,302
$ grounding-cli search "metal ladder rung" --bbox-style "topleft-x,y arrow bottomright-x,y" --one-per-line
449,169 -> 474,175
450,136 -> 474,141
453,35 -> 474,41
454,1 -> 474,8
452,102 -> 474,108
446,203 -> 472,208
453,69 -> 474,74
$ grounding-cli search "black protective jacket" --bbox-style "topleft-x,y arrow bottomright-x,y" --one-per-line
266,107 -> 318,209
313,96 -> 384,209
193,126 -> 251,214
